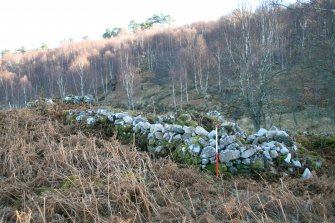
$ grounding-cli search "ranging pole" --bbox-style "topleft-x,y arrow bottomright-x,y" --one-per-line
215,125 -> 219,177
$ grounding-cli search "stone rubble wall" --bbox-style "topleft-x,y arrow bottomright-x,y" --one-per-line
27,95 -> 315,179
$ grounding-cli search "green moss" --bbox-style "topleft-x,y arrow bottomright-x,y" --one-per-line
325,134 -> 335,149
135,133 -> 148,150
59,177 -> 78,191
34,186 -> 53,195
236,164 -> 251,174
190,136 -> 207,147
204,163 -> 228,174
97,115 -> 109,124
173,143 -> 201,165
237,137 -> 247,144
176,113 -> 198,127
251,158 -> 265,171
178,113 -> 192,122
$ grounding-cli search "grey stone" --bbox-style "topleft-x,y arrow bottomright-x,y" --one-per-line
292,159 -> 302,168
256,128 -> 267,137
207,110 -> 221,117
274,134 -> 293,147
138,122 -> 151,131
183,126 -> 194,134
229,166 -> 238,175
198,138 -> 209,147
86,117 -> 97,125
155,146 -> 168,156
313,160 -> 322,168
219,150 -> 240,163
123,116 -> 133,124
302,168 -> 313,179
201,146 -> 216,159
76,115 -> 85,121
154,132 -> 163,140
269,126 -> 279,131
220,135 -> 236,147
262,146 -> 271,151
234,159 -> 241,165
202,158 -> 209,165
263,141 -> 276,149
284,153 -> 292,163
241,148 -> 257,158
209,157 -> 216,164
150,124 -> 164,133
280,147 -> 289,155
263,151 -> 272,160
163,133 -> 171,141
83,95 -> 95,103
292,145 -> 298,152
226,161 -> 233,167
195,126 -> 209,136
270,150 -> 279,159
115,112 -> 128,119
189,144 -> 201,156
133,116 -> 148,125
114,119 -> 125,125
247,135 -> 256,143
182,133 -> 192,140
226,143 -> 239,150
209,139 -> 216,147
171,125 -> 185,134
208,130 -> 217,139
174,134 -> 182,140
147,133 -> 154,140
242,158 -> 251,165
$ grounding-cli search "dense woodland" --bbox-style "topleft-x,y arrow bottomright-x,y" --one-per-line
0,0 -> 334,130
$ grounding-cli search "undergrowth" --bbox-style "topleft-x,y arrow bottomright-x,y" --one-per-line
0,108 -> 334,222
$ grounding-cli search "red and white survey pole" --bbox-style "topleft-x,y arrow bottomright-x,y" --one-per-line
215,125 -> 219,177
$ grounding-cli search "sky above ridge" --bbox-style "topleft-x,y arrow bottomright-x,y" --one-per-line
0,0 -> 297,52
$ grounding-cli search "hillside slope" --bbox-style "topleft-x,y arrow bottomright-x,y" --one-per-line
0,0 -> 334,133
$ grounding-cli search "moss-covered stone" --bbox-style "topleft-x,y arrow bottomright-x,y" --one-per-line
204,163 -> 228,174
251,158 -> 265,171
176,113 -> 198,127
190,136 -> 208,147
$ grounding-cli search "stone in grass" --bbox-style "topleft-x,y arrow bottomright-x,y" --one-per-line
302,168 -> 313,179
284,153 -> 292,163
255,128 -> 267,137
280,147 -> 290,155
154,132 -> 164,140
123,116 -> 133,124
292,159 -> 302,168
86,117 -> 97,125
189,144 -> 201,156
270,150 -> 279,159
183,126 -> 194,134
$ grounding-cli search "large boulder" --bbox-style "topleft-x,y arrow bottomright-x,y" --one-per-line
219,150 -> 240,163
